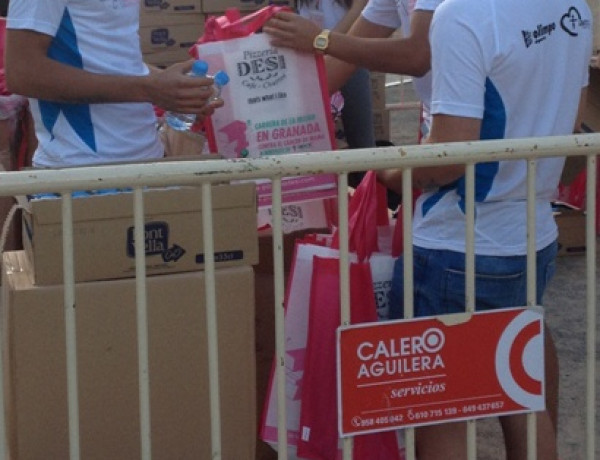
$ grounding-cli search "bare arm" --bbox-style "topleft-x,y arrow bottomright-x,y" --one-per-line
328,10 -> 433,76
5,29 -> 222,115
264,9 -> 433,92
325,14 -> 396,93
377,115 -> 481,194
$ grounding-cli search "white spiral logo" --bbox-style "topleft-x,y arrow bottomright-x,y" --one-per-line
421,328 -> 445,354
495,310 -> 545,410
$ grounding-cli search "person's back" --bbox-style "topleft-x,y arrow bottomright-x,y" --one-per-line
431,0 -> 589,139
414,0 -> 593,256
390,0 -> 592,458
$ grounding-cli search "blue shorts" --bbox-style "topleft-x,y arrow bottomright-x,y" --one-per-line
389,241 -> 558,319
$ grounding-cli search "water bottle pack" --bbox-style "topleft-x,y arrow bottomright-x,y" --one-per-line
165,60 -> 230,132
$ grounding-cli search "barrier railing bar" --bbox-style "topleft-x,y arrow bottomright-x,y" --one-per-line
585,154 -> 598,460
526,159 -> 538,460
338,172 -> 351,328
201,182 -> 222,460
0,136 -> 598,197
464,163 -> 477,460
525,159 -> 537,307
133,187 -> 152,460
401,168 -> 416,460
338,173 -> 353,460
465,163 -> 476,314
0,249 -> 6,460
271,177 -> 289,460
61,191 -> 80,460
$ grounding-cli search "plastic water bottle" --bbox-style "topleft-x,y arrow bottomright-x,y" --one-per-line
165,60 -> 229,132
211,70 -> 230,100
165,60 -> 208,132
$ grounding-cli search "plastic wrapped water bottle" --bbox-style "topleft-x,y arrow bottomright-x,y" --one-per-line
165,60 -> 229,132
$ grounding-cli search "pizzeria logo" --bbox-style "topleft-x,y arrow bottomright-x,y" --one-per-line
237,49 -> 287,90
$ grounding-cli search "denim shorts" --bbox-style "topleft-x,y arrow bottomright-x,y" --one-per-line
389,241 -> 558,319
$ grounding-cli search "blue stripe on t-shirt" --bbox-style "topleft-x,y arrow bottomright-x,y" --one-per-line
421,78 -> 506,216
480,78 -> 506,141
39,8 -> 97,152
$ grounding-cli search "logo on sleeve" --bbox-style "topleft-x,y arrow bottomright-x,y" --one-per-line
560,7 -> 591,36
522,22 -> 556,48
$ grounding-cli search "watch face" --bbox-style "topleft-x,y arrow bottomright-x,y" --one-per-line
315,36 -> 327,49
314,30 -> 330,52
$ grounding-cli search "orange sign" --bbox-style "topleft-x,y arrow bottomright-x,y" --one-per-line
337,307 -> 545,436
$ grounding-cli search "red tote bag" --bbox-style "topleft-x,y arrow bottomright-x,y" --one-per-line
297,256 -> 403,460
297,171 -> 404,459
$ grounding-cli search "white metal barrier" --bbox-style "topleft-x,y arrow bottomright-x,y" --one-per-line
0,133 -> 597,460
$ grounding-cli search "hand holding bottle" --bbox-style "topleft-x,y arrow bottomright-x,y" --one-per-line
147,60 -> 224,117
165,60 -> 230,132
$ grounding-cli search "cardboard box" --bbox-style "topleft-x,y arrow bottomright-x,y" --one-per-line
22,183 -> 258,285
0,119 -> 20,251
160,123 -> 207,157
143,48 -> 193,67
2,250 -> 256,460
582,67 -> 600,133
370,72 -> 387,111
373,108 -> 391,142
587,0 -> 600,55
0,101 -> 37,251
140,0 -> 202,15
256,199 -> 333,234
555,206 -> 587,256
201,0 -> 295,13
139,13 -> 204,55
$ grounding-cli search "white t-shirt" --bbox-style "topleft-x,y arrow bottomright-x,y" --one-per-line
413,0 -> 592,255
7,0 -> 164,167
297,0 -> 348,29
361,0 -> 443,127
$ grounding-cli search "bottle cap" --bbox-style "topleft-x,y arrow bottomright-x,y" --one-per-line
213,70 -> 230,87
191,60 -> 209,76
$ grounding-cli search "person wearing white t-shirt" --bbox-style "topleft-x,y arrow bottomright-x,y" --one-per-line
264,0 -> 444,135
5,0 -> 222,167
378,0 -> 592,458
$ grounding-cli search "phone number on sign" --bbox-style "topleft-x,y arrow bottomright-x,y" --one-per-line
461,401 -> 505,414
351,401 -> 506,428
351,414 -> 405,428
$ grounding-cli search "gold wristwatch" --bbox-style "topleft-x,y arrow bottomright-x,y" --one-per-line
313,29 -> 331,54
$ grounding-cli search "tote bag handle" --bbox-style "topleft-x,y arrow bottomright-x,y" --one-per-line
195,5 -> 292,46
